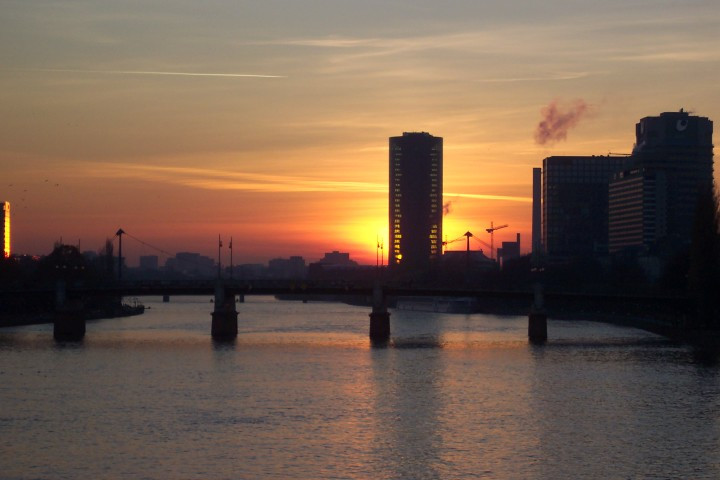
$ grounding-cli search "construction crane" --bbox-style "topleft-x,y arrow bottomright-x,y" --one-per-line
443,231 -> 482,266
443,231 -> 492,256
485,222 -> 508,260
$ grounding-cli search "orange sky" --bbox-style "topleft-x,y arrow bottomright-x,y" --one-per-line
2,1 -> 719,265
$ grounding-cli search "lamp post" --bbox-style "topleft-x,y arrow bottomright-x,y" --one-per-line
115,228 -> 125,280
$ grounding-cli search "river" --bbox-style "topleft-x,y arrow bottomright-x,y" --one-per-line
1,296 -> 719,479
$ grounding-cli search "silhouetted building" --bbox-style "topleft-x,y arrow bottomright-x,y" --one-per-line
268,256 -> 307,278
542,156 -> 628,259
317,250 -> 358,266
237,263 -> 266,279
308,251 -> 369,282
389,132 -> 443,271
498,233 -> 521,268
609,110 -> 714,253
139,255 -> 159,270
532,168 -> 542,261
608,168 -> 667,254
165,252 -> 215,278
1,202 -> 9,258
442,249 -> 496,271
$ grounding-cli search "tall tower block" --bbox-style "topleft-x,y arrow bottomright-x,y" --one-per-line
1,202 -> 9,258
389,132 -> 443,271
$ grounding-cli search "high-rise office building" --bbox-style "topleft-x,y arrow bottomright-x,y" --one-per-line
608,168 -> 668,253
1,202 -> 9,258
542,156 -> 628,258
609,110 -> 713,253
531,167 -> 542,260
389,132 -> 443,270
541,110 -> 713,259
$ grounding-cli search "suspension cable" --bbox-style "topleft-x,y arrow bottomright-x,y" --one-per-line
118,231 -> 210,269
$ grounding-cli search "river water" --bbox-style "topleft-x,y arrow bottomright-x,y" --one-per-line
1,296 -> 719,479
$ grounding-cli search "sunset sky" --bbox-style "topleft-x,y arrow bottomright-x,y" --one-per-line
2,0 -> 719,265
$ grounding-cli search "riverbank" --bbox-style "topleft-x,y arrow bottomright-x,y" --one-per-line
0,303 -> 145,328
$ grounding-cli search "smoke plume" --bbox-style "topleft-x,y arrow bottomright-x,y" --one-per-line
534,99 -> 589,145
443,201 -> 453,216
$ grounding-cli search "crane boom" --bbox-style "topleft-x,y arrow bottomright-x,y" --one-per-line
485,222 -> 508,261
485,223 -> 508,233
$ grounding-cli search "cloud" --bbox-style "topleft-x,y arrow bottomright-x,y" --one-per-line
17,68 -> 286,78
81,163 -> 384,193
534,99 -> 589,145
80,162 -> 533,202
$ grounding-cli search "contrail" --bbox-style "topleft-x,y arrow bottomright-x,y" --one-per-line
20,68 -> 286,78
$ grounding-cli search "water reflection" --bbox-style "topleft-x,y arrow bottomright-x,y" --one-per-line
391,334 -> 443,349
370,338 -> 445,479
211,338 -> 237,351
691,347 -> 720,367
529,338 -> 720,479
3,299 -> 720,478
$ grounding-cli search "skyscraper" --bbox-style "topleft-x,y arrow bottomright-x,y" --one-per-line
531,167 -> 542,261
1,202 -> 9,258
609,110 -> 713,253
542,156 -> 628,259
389,132 -> 443,271
540,110 -> 714,260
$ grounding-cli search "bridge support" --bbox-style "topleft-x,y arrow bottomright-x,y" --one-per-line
369,284 -> 390,343
162,294 -> 170,303
528,283 -> 547,344
53,281 -> 85,341
211,281 -> 238,340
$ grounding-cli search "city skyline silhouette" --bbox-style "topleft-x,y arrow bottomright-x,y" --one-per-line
2,1 -> 719,264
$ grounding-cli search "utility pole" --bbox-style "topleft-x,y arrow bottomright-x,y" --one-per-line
116,228 -> 125,280
229,236 -> 233,279
381,239 -> 384,268
464,231 -> 473,267
376,236 -> 384,269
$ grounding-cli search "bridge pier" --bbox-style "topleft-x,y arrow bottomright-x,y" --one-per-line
162,294 -> 170,303
369,284 -> 390,343
53,281 -> 85,341
528,283 -> 547,344
211,281 -> 238,340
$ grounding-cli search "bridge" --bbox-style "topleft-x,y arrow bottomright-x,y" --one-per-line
2,277 -> 690,344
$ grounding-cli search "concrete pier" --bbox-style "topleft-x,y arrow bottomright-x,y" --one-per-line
528,283 -> 547,343
211,282 -> 238,340
528,311 -> 547,343
54,302 -> 86,341
53,281 -> 85,341
369,284 -> 390,342
162,294 -> 170,303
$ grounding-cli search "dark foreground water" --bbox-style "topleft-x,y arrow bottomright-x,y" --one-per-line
1,296 -> 719,479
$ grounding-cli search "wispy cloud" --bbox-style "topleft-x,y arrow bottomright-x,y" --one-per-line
17,68 -> 286,78
611,50 -> 720,63
81,163 -> 384,193
81,162 -> 532,202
